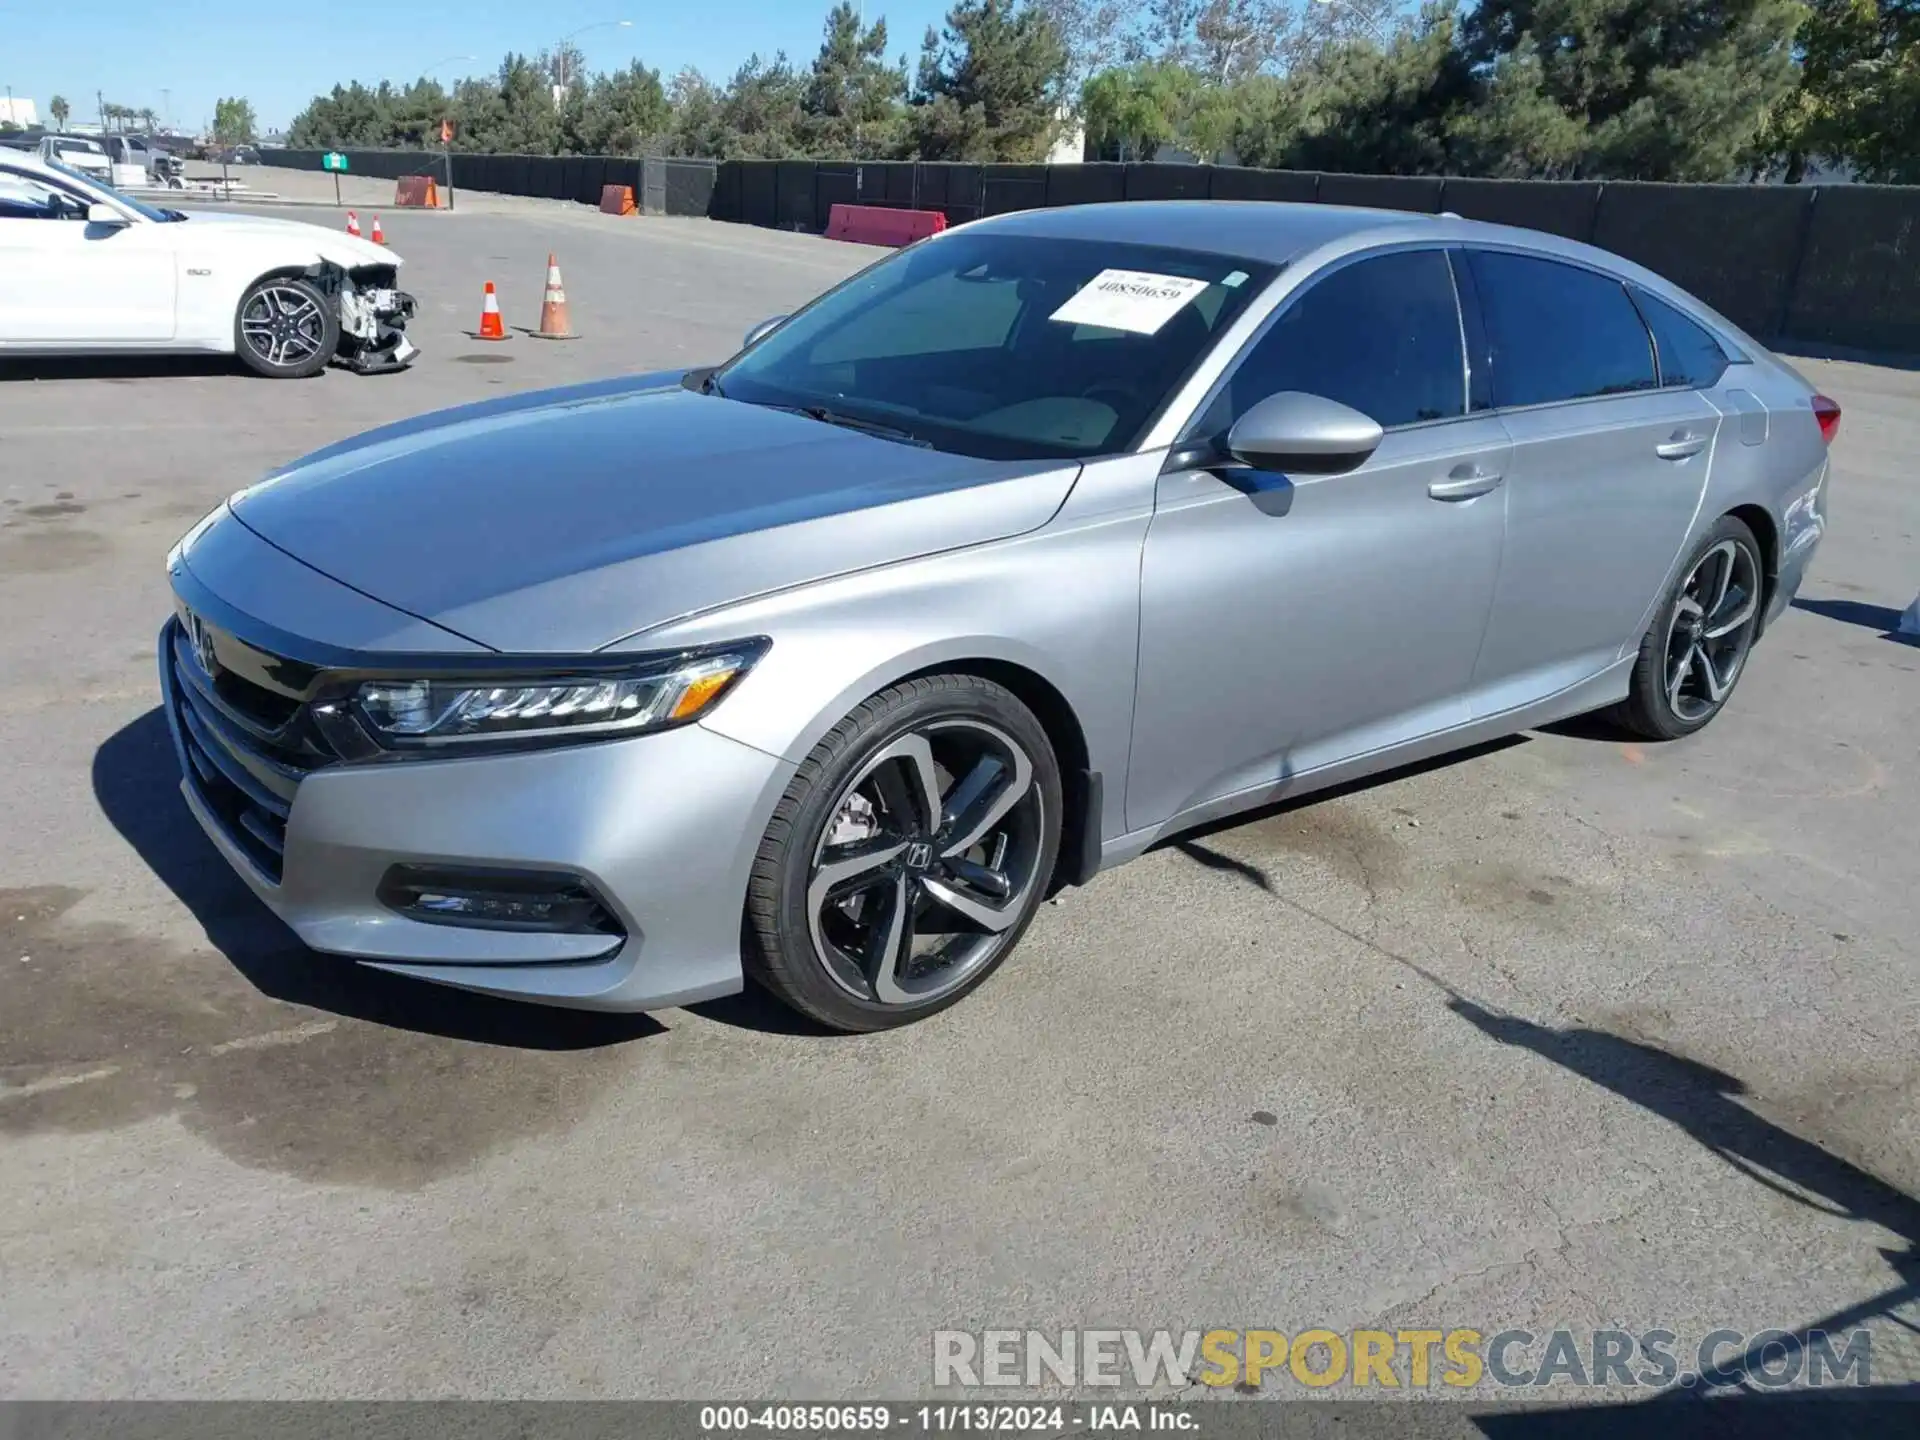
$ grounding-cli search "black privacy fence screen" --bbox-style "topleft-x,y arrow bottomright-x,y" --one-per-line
271,150 -> 1920,355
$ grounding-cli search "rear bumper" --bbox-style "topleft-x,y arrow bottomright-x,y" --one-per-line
158,618 -> 795,1011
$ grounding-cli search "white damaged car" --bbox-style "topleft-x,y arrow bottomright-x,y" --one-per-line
0,152 -> 416,377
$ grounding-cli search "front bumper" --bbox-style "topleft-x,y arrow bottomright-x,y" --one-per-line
158,617 -> 795,1011
339,284 -> 418,375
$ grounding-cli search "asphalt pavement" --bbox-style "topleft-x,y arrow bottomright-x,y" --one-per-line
1,180 -> 1917,1400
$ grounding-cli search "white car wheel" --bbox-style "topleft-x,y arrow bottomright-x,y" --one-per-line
235,276 -> 338,379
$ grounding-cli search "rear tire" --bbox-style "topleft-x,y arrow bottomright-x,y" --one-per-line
1615,514 -> 1765,740
234,275 -> 337,379
746,674 -> 1062,1033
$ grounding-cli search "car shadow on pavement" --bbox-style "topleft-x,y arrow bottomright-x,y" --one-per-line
92,706 -> 666,1049
1792,597 -> 1919,645
1165,734 -> 1529,882
1445,996 -> 1920,1428
0,355 -> 244,383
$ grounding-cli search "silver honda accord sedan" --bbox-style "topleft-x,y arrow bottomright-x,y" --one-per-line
159,200 -> 1835,1030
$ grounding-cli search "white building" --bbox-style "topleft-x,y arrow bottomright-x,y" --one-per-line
1046,104 -> 1085,165
0,96 -> 40,128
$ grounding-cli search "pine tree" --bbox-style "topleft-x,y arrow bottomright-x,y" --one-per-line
1461,0 -> 1806,180
1763,0 -> 1920,182
910,0 -> 1072,161
802,2 -> 909,157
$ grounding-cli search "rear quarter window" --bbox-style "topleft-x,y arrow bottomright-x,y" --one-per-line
1631,289 -> 1733,390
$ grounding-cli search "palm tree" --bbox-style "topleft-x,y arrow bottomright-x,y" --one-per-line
49,94 -> 69,128
139,106 -> 157,132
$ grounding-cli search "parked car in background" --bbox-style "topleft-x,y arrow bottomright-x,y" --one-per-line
212,145 -> 260,166
0,150 -> 418,376
153,201 -> 1837,1031
36,133 -> 111,180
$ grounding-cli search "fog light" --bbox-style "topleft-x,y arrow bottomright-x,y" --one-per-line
378,865 -> 621,935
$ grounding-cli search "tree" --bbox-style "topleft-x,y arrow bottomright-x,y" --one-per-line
802,2 -> 909,157
1035,0 -> 1133,101
1081,60 -> 1191,158
1144,0 -> 1293,79
1247,5 -> 1472,173
910,0 -> 1072,161
49,94 -> 69,128
213,96 -> 257,145
715,54 -> 809,157
570,61 -> 673,154
1762,0 -> 1920,182
1460,0 -> 1806,180
666,68 -> 730,156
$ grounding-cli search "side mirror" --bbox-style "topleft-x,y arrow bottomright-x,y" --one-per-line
742,315 -> 787,349
86,202 -> 130,227
1226,391 -> 1383,475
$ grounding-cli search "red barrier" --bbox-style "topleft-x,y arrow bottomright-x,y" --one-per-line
599,184 -> 637,216
394,175 -> 441,208
825,203 -> 948,247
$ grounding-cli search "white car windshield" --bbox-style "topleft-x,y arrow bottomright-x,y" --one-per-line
56,140 -> 106,155
41,157 -> 179,222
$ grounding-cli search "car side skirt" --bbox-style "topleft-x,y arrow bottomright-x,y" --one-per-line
1096,656 -> 1635,872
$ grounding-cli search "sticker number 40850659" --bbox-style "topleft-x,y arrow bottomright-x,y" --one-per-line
1048,268 -> 1212,336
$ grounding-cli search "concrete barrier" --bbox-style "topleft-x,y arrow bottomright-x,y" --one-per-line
824,203 -> 947,247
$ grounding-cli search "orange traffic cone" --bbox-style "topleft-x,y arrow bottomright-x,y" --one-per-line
370,215 -> 385,245
345,210 -> 362,238
474,282 -> 506,341
530,253 -> 577,339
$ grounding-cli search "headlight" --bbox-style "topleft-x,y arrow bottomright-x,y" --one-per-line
347,643 -> 765,750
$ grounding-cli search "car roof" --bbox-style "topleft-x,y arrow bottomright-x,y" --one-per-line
970,200 -> 1432,265
964,198 -> 1745,336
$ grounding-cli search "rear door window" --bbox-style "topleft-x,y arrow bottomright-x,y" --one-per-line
1191,248 -> 1466,436
1466,250 -> 1657,408
1631,289 -> 1732,390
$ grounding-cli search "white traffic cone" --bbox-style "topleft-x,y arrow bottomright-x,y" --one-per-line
345,210 -> 362,238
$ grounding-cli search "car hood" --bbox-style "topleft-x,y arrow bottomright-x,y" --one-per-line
176,209 -> 398,269
229,375 -> 1080,653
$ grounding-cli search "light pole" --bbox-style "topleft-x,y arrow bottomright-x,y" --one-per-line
554,18 -> 632,95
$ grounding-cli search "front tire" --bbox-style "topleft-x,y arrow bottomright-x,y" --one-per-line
1616,514 -> 1765,740
746,675 -> 1063,1032
234,276 -> 338,379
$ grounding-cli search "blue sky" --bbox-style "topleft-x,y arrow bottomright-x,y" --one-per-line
5,1 -> 955,133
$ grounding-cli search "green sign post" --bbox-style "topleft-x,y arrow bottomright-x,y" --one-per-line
322,151 -> 349,205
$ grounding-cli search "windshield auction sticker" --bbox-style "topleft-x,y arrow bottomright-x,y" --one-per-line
1049,269 -> 1212,335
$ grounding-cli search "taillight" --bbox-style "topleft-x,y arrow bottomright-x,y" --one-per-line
1812,393 -> 1841,445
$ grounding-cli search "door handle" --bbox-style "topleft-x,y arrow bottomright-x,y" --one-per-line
1655,433 -> 1708,461
1428,466 -> 1503,502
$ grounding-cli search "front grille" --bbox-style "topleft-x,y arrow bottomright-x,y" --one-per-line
165,619 -> 336,883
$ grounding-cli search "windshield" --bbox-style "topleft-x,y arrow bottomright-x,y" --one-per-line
57,139 -> 105,155
713,233 -> 1275,460
42,157 -> 180,222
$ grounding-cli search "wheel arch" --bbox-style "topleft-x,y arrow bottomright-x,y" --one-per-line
1725,502 -> 1779,631
897,656 -> 1098,891
702,631 -> 1112,893
229,264 -> 342,376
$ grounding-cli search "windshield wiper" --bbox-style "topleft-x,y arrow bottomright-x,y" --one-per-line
788,405 -> 932,448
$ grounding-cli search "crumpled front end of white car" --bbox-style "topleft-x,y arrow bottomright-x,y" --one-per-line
331,263 -> 419,373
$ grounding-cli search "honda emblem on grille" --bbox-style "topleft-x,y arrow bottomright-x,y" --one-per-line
187,612 -> 219,677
